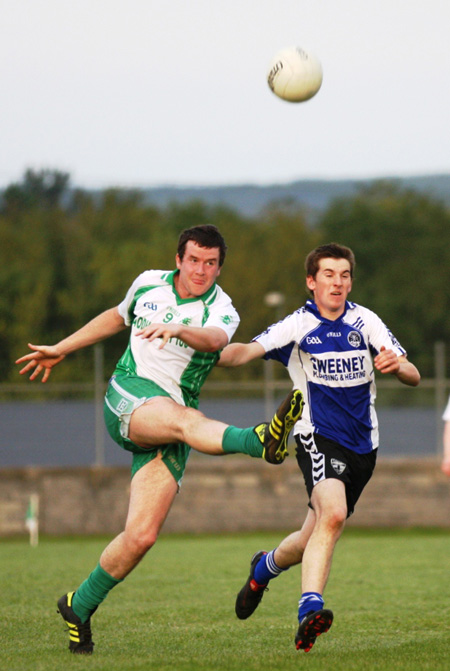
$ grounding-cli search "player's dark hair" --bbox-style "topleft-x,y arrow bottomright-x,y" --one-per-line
305,242 -> 356,279
177,225 -> 227,267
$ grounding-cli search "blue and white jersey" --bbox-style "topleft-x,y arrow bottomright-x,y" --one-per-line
254,300 -> 406,454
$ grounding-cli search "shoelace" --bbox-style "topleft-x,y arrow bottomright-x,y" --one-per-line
66,620 -> 93,640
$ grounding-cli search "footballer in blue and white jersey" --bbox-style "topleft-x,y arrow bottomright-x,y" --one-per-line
218,243 -> 420,649
254,300 -> 406,454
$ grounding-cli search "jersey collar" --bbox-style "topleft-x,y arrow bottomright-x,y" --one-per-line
305,299 -> 355,323
167,270 -> 217,304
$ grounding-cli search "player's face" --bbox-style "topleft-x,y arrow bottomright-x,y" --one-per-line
306,257 -> 352,320
175,240 -> 221,299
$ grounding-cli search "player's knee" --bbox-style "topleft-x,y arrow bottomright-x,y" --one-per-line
178,406 -> 206,440
125,528 -> 159,558
314,504 -> 346,533
324,506 -> 347,532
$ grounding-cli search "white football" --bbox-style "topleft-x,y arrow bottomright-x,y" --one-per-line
267,46 -> 323,103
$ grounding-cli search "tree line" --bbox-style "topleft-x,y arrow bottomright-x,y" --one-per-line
1,169 -> 449,384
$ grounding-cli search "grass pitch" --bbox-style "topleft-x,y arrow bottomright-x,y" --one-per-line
1,529 -> 449,671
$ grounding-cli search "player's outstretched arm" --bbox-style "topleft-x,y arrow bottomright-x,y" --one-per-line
374,346 -> 420,387
217,341 -> 265,367
16,307 -> 127,382
442,420 -> 450,477
16,344 -> 67,382
136,323 -> 228,352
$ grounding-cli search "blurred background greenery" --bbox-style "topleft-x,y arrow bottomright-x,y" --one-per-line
1,169 -> 449,384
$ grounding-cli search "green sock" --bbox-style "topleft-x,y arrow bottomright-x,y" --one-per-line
72,563 -> 123,623
222,425 -> 264,458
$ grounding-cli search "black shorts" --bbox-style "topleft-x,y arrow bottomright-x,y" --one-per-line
295,433 -> 377,517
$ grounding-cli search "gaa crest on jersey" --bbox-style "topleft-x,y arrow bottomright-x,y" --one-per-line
221,315 -> 233,325
330,458 -> 347,475
347,330 -> 362,348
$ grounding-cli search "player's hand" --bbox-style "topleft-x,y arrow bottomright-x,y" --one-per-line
15,344 -> 66,382
373,346 -> 400,375
135,323 -> 182,349
441,459 -> 450,477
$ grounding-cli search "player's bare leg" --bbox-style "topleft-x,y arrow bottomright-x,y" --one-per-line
129,397 -> 227,454
57,457 -> 178,653
272,509 -> 316,568
235,508 -> 316,619
100,455 -> 178,578
300,478 -> 347,594
295,478 -> 346,652
128,390 -> 303,462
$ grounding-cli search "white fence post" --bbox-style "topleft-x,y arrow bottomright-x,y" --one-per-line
94,343 -> 105,467
434,341 -> 446,456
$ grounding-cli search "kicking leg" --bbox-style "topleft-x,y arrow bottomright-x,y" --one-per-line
129,396 -> 229,455
128,390 -> 303,463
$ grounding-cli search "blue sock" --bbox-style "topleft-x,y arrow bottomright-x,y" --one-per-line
253,549 -> 286,585
298,592 -> 324,622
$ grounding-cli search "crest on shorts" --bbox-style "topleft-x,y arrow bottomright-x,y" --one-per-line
331,458 -> 347,475
116,398 -> 129,413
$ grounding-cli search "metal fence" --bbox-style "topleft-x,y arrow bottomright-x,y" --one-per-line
1,343 -> 448,467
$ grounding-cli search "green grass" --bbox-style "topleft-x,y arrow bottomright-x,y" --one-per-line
1,529 -> 449,671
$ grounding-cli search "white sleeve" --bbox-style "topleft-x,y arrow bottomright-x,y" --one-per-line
443,396 -> 450,421
203,295 -> 240,343
364,308 -> 407,357
254,311 -> 300,352
117,271 -> 159,326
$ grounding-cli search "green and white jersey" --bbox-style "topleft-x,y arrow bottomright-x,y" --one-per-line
114,269 -> 240,408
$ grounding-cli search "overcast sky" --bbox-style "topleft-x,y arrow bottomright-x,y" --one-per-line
1,1 -> 449,189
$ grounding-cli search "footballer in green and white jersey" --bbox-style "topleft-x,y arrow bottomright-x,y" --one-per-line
114,269 -> 239,408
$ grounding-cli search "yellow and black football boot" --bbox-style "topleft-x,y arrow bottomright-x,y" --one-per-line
254,389 -> 304,464
57,591 -> 95,654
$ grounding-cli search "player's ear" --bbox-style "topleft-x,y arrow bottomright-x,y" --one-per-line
175,253 -> 182,270
306,275 -> 315,292
346,275 -> 353,294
